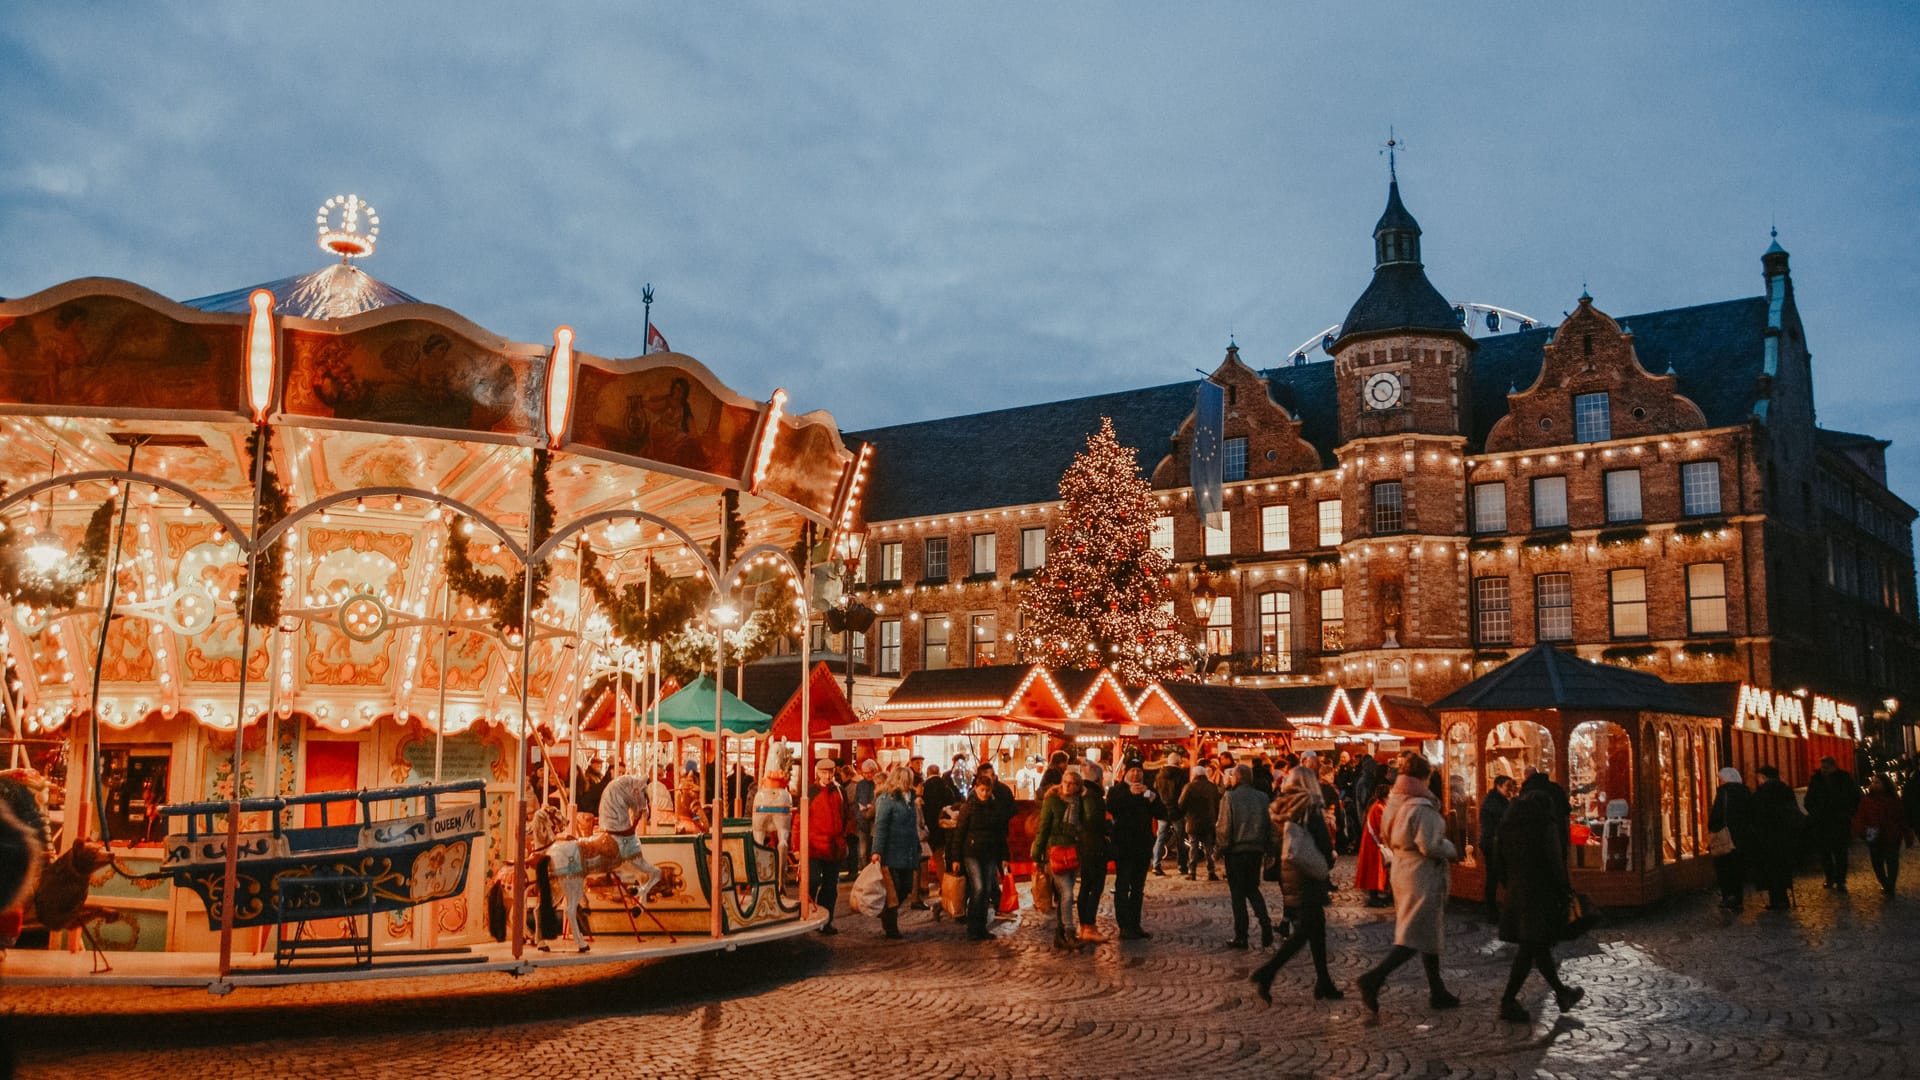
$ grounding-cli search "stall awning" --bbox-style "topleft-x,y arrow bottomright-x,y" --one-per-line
654,675 -> 773,739
1432,644 -> 1722,717
885,714 -> 1060,739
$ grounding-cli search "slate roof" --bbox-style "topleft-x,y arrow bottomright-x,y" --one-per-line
1338,262 -> 1462,341
851,292 -> 1772,522
1431,644 -> 1723,717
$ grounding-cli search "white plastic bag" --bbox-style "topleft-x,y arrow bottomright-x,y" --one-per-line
850,860 -> 887,916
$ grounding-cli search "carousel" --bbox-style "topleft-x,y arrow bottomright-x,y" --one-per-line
0,198 -> 862,985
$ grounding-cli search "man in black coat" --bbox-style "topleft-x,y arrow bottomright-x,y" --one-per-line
1107,759 -> 1165,939
1152,750 -> 1190,875
1750,764 -> 1804,909
1478,775 -> 1514,921
1804,755 -> 1863,891
973,762 -> 1018,915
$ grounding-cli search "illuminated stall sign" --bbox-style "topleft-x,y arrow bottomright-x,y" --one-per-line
1733,684 -> 1861,740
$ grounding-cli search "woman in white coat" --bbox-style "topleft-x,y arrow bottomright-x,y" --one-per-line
1357,752 -> 1460,1014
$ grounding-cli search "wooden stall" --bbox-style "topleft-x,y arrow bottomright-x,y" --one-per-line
1132,682 -> 1295,762
1433,644 -> 1724,907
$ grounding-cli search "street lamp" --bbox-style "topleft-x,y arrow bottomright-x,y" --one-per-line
1189,565 -> 1219,681
825,529 -> 873,708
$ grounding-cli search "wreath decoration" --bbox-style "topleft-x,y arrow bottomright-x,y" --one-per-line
444,449 -> 554,635
236,427 -> 290,629
0,482 -> 117,613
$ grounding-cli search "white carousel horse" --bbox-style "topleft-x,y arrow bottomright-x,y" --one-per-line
543,774 -> 659,951
751,744 -> 796,862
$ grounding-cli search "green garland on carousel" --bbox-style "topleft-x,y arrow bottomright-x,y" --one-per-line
444,448 -> 554,635
236,427 -> 290,629
0,491 -> 116,613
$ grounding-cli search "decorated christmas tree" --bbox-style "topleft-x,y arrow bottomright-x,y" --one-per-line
1015,418 -> 1197,685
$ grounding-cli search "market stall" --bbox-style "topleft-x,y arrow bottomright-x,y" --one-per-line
1432,644 -> 1724,906
1132,681 -> 1294,762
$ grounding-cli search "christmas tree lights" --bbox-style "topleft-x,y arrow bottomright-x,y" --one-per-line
1015,418 -> 1198,686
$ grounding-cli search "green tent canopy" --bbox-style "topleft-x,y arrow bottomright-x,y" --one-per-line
653,674 -> 774,739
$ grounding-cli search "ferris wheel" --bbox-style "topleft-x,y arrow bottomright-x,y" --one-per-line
1283,302 -> 1541,366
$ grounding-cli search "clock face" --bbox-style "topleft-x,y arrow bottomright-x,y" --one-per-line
1363,371 -> 1404,410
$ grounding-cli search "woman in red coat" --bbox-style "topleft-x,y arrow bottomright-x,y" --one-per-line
1354,788 -> 1391,906
1854,774 -> 1915,897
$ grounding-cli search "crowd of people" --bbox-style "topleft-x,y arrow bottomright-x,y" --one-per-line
799,743 -> 1920,1025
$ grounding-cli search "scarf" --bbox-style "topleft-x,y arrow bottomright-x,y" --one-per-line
1381,772 -> 1438,843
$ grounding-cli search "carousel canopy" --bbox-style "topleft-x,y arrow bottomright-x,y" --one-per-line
0,199 -> 861,741
655,675 -> 772,738
1432,644 -> 1722,717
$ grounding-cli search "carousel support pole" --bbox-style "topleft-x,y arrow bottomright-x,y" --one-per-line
710,500 -> 728,939
510,464 -> 539,962
434,586 -> 450,784
217,428 -> 269,979
798,522 -> 814,915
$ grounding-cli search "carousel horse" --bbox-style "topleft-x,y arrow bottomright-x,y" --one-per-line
542,773 -> 659,951
751,744 -> 796,874
28,839 -> 122,972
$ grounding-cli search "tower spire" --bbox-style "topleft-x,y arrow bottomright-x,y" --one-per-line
1382,127 -> 1401,181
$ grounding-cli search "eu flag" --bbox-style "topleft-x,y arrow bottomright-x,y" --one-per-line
1192,379 -> 1224,528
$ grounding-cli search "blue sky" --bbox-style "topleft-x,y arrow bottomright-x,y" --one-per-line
3,3 -> 1918,498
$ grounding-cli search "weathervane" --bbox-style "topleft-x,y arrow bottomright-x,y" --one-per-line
316,194 -> 380,261
1381,127 -> 1404,180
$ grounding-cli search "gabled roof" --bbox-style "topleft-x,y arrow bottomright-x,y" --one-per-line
1136,682 -> 1295,734
742,660 -> 859,740
874,665 -> 1073,724
1470,296 -> 1769,446
850,297 -> 1775,523
1431,644 -> 1722,717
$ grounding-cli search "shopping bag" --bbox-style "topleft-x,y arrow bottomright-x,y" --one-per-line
1559,891 -> 1602,941
1030,867 -> 1054,914
997,871 -> 1019,914
941,872 -> 967,918
1708,827 -> 1734,857
850,861 -> 887,916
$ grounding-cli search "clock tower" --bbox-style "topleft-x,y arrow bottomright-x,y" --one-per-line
1324,175 -> 1477,693
1329,178 -> 1475,443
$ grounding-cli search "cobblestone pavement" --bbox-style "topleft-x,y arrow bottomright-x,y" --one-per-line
5,859 -> 1918,1080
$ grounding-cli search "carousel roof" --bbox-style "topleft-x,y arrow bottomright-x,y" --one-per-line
1431,644 -> 1721,717
0,204 -> 861,742
184,264 -> 424,320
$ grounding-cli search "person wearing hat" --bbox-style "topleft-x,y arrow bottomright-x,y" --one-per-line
1707,766 -> 1754,910
806,758 -> 848,934
674,762 -> 709,834
1750,764 -> 1804,910
1107,759 -> 1163,939
1152,748 -> 1190,876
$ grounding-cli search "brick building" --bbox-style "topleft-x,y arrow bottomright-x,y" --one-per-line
832,180 -> 1919,725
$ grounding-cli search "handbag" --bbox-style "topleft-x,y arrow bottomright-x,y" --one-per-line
1708,827 -> 1735,856
1559,891 -> 1601,942
1047,844 -> 1081,875
941,872 -> 967,919
1030,866 -> 1054,914
997,871 -> 1019,915
1282,820 -> 1331,882
849,861 -> 887,916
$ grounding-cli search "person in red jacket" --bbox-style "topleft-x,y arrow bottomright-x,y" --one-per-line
1354,788 -> 1391,907
1854,774 -> 1916,897
807,758 -> 848,934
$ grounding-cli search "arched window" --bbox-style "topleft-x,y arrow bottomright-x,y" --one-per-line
1676,727 -> 1697,858
1570,720 -> 1632,870
1256,591 -> 1292,673
1445,720 -> 1480,861
1485,720 -> 1554,786
1657,727 -> 1678,863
